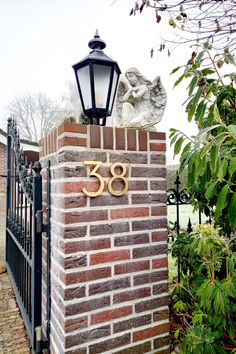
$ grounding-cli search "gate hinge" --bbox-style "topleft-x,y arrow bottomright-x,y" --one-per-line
42,339 -> 49,351
43,223 -> 49,233
36,210 -> 49,233
35,326 -> 49,353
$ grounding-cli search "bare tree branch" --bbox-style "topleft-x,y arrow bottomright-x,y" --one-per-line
6,92 -> 65,142
130,0 -> 236,55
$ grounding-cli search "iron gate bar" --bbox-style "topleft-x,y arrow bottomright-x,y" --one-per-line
46,159 -> 51,348
5,236 -> 32,337
32,161 -> 43,352
5,227 -> 32,265
5,117 -> 44,353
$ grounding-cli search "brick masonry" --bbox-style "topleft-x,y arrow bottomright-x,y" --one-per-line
40,123 -> 169,354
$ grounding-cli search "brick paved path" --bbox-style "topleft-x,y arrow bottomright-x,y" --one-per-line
0,196 -> 31,354
0,273 -> 31,353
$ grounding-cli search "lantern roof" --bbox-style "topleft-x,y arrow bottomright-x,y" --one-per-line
72,31 -> 121,70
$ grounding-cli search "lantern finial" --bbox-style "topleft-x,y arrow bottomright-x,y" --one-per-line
88,30 -> 106,51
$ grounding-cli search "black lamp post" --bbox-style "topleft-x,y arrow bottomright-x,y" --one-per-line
72,30 -> 121,126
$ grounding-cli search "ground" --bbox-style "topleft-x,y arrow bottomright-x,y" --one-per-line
0,196 -> 31,354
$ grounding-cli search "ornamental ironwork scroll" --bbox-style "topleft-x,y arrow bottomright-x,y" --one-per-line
166,175 -> 190,206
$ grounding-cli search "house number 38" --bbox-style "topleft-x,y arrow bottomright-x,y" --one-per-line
82,161 -> 128,197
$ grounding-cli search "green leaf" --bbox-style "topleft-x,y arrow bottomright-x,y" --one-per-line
187,87 -> 204,121
197,280 -> 216,309
195,50 -> 205,63
188,163 -> 195,188
229,157 -> 236,177
188,75 -> 199,96
224,72 -> 236,82
224,53 -> 236,66
229,194 -> 236,229
195,100 -> 207,126
169,127 -> 177,136
203,42 -> 211,49
217,86 -> 232,107
205,180 -> 219,200
193,154 -> 200,179
198,155 -> 207,176
200,139 -> 214,159
174,136 -> 184,155
170,66 -> 182,75
179,142 -> 192,171
214,105 -> 224,125
185,95 -> 195,110
212,132 -> 228,147
181,141 -> 191,157
210,145 -> 219,174
228,125 -> 236,138
173,300 -> 188,312
213,288 -> 226,314
217,159 -> 228,180
170,132 -> 180,146
208,104 -> 215,125
173,73 -> 185,88
192,311 -> 204,326
174,328 -> 180,339
197,124 -> 221,136
201,68 -> 215,76
215,184 -> 229,219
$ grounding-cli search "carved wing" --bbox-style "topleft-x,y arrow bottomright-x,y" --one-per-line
116,75 -> 131,123
149,76 -> 167,123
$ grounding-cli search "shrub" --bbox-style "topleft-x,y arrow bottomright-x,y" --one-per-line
171,224 -> 236,353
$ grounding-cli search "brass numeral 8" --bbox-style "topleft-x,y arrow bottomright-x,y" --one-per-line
108,162 -> 128,196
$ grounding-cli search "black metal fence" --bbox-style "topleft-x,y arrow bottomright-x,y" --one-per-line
167,175 -> 203,281
5,117 -> 44,353
166,175 -> 203,232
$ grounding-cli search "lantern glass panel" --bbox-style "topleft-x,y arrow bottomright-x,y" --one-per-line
77,65 -> 92,109
108,69 -> 118,112
93,64 -> 111,108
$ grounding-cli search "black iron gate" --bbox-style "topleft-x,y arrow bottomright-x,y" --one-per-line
166,175 -> 207,281
5,117 -> 46,353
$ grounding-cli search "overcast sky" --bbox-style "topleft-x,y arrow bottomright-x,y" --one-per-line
0,0 -> 197,164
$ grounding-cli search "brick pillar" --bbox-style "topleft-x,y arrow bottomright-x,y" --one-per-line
40,123 -> 170,354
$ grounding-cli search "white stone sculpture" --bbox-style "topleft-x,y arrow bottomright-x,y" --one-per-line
116,67 -> 167,131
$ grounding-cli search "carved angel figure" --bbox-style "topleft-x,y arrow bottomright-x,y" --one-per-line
116,67 -> 167,130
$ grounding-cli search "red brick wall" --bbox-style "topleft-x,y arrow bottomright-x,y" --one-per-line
40,123 -> 170,354
0,142 -> 7,193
